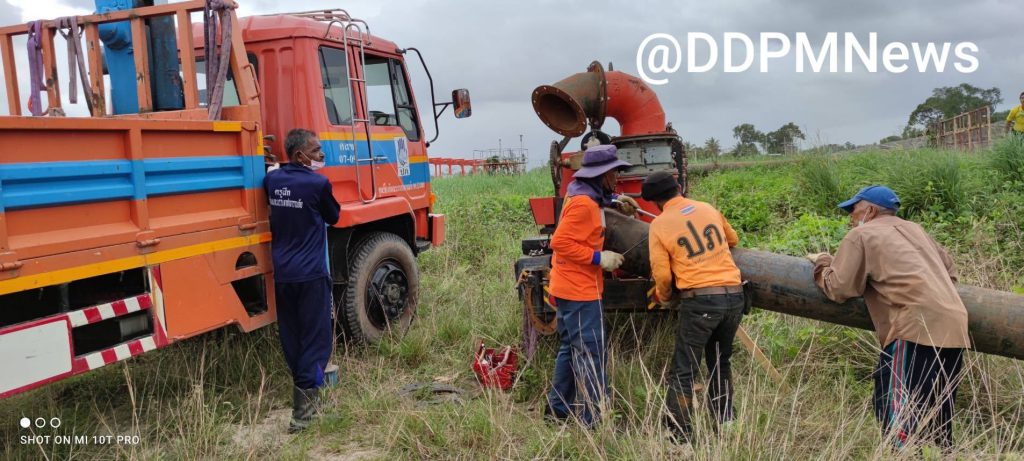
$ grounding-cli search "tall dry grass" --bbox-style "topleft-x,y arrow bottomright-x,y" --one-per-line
2,151 -> 1023,459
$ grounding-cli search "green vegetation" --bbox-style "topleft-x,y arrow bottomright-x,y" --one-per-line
991,135 -> 1024,184
3,142 -> 1023,459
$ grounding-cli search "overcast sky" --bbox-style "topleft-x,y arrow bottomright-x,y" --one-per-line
4,0 -> 1023,167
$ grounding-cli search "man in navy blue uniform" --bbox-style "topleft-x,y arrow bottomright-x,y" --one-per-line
264,128 -> 341,432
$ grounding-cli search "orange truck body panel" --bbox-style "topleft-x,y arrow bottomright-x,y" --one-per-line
0,2 -> 442,398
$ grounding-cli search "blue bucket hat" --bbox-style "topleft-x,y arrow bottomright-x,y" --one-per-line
838,185 -> 901,213
573,145 -> 631,179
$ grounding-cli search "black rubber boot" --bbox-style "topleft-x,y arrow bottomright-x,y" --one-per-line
542,402 -> 568,425
665,391 -> 694,445
288,386 -> 320,433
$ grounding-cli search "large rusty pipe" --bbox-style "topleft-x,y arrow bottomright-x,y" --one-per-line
603,211 -> 1024,360
531,62 -> 666,138
604,210 -> 654,278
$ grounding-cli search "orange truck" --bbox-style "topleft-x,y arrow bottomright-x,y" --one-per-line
0,1 -> 469,398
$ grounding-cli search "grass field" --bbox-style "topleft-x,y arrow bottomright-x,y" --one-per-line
3,141 -> 1024,460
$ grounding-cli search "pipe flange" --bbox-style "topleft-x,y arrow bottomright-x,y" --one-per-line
531,85 -> 587,137
586,61 -> 607,131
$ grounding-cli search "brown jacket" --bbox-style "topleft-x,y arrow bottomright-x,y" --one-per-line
813,215 -> 970,349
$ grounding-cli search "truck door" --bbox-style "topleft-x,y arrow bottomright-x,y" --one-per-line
360,54 -> 428,201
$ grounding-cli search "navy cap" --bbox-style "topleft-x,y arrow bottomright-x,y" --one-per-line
838,185 -> 901,213
641,171 -> 679,201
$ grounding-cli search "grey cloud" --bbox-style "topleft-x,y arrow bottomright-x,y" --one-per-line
4,0 -> 1022,167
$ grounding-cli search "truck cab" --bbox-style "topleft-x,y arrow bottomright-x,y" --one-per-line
220,11 -> 462,342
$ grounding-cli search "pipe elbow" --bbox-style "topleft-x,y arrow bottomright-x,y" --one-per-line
604,71 -> 666,136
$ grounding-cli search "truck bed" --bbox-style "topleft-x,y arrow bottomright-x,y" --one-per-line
0,116 -> 268,294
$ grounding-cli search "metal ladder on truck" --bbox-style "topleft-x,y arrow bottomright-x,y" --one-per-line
295,10 -> 378,203
342,16 -> 380,203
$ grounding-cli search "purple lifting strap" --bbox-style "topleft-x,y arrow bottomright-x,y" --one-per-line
57,16 -> 94,115
203,0 -> 234,120
26,20 -> 46,116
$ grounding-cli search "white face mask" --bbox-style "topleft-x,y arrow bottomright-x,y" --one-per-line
857,219 -> 865,227
300,151 -> 325,171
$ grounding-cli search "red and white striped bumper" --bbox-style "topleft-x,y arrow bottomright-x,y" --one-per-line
0,291 -> 167,399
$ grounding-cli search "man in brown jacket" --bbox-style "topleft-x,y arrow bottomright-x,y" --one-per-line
808,185 -> 969,450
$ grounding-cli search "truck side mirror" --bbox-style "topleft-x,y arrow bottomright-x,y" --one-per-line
453,89 -> 472,118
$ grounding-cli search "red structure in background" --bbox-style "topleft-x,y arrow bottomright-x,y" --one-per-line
429,156 -> 528,176
429,158 -> 485,176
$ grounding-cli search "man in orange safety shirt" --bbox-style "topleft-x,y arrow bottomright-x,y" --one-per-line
543,144 -> 638,428
642,171 -> 744,443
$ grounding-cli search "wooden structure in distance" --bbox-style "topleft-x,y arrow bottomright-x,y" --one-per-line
931,106 -> 992,151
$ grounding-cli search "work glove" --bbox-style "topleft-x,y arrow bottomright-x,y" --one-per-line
805,253 -> 829,263
650,291 -> 675,310
599,251 -> 624,271
613,196 -> 640,217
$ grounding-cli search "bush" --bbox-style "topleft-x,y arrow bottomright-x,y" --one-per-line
846,150 -> 972,218
763,213 -> 848,256
796,155 -> 845,214
690,165 -> 797,237
990,136 -> 1024,185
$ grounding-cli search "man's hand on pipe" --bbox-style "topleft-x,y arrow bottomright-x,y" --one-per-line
612,196 -> 639,217
805,253 -> 829,263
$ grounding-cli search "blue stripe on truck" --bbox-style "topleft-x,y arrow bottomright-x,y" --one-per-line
0,156 -> 266,211
321,138 -> 431,186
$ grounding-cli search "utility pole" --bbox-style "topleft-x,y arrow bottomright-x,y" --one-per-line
519,134 -> 525,173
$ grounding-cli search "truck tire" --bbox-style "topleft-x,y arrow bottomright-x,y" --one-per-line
342,232 -> 418,344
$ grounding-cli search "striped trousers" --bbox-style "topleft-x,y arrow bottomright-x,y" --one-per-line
874,339 -> 964,449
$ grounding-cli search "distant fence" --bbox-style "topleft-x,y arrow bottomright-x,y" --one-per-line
930,106 -> 995,151
428,158 -> 527,176
429,158 -> 484,176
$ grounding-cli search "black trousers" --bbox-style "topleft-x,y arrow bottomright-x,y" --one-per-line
665,292 -> 744,435
874,339 -> 964,449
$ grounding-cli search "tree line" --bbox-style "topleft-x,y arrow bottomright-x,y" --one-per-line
685,122 -> 811,159
684,82 -> 1011,159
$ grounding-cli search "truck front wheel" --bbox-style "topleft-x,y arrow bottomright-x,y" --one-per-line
341,232 -> 418,344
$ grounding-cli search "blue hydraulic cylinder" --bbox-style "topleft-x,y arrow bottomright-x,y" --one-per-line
95,0 -> 183,114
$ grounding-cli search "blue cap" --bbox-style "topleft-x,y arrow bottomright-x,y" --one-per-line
838,185 -> 901,213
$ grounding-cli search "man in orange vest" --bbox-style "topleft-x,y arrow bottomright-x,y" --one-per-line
544,144 -> 637,428
641,171 -> 745,443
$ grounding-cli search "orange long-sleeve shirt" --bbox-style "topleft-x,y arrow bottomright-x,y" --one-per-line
548,195 -> 605,301
648,196 -> 741,302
